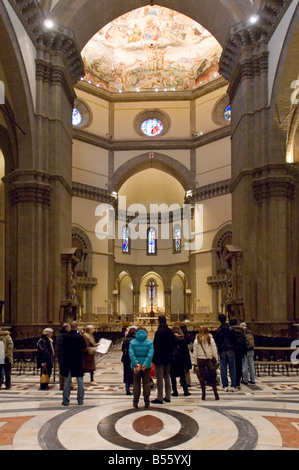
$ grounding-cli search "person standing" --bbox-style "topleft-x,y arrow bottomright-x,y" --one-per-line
129,327 -> 154,409
151,315 -> 175,405
170,325 -> 191,397
37,328 -> 54,390
214,314 -> 237,392
121,327 -> 136,395
229,318 -> 247,389
240,322 -> 256,385
193,326 -> 219,401
0,329 -> 14,390
60,321 -> 87,406
56,323 -> 71,390
82,325 -> 98,386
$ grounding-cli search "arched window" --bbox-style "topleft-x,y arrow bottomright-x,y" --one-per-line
173,224 -> 182,253
122,225 -> 130,254
147,227 -> 157,255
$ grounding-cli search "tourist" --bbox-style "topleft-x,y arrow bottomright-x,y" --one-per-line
214,314 -> 237,392
0,329 -> 14,390
180,323 -> 193,386
229,318 -> 247,389
129,327 -> 154,409
60,321 -> 87,406
151,315 -> 175,404
193,326 -> 219,400
82,325 -> 98,386
240,322 -> 256,385
37,328 -> 54,390
121,327 -> 136,395
56,323 -> 71,390
170,325 -> 191,397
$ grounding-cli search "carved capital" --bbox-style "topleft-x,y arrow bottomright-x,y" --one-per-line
252,177 -> 295,203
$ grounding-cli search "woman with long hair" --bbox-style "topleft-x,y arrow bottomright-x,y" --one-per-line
193,326 -> 219,401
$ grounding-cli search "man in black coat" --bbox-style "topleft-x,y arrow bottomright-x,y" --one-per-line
151,315 -> 175,404
61,321 -> 87,406
214,314 -> 237,392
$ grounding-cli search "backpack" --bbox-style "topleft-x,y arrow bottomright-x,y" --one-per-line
245,331 -> 255,350
233,328 -> 247,355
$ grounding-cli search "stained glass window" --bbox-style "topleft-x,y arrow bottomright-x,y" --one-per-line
223,105 -> 231,122
141,119 -> 164,137
147,227 -> 157,255
173,225 -> 182,253
72,108 -> 82,126
122,226 -> 130,254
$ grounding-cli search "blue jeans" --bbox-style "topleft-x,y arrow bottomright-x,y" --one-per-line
63,372 -> 84,405
220,350 -> 236,388
242,350 -> 255,383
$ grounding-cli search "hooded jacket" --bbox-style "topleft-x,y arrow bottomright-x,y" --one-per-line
0,330 -> 14,364
129,329 -> 154,370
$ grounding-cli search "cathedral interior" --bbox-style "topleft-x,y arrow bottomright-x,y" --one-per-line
0,0 -> 299,454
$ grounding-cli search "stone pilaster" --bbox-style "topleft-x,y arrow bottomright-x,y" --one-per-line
219,1 -> 296,334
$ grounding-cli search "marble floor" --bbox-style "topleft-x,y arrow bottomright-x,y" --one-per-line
1,345 -> 299,452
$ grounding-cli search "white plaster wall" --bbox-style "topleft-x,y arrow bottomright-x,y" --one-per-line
72,140 -> 109,189
196,137 -> 231,186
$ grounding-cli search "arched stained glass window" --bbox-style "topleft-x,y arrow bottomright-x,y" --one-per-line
173,225 -> 182,253
122,225 -> 130,254
72,108 -> 82,126
223,105 -> 231,122
147,227 -> 157,255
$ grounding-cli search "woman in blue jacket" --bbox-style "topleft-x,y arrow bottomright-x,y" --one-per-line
129,327 -> 154,409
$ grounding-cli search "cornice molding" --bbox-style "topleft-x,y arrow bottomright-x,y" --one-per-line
72,182 -> 116,205
11,0 -> 84,84
75,77 -> 228,103
219,0 -> 291,88
186,179 -> 232,203
73,125 -> 231,152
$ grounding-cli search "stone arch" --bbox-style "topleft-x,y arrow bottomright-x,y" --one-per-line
111,152 -> 193,192
0,2 -> 35,164
51,0 -> 254,52
72,225 -> 93,276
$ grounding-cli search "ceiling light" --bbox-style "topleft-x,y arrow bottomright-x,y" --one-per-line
249,15 -> 259,24
44,19 -> 55,29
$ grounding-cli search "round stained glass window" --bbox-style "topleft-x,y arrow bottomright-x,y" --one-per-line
72,108 -> 82,126
223,105 -> 231,122
141,118 -> 164,137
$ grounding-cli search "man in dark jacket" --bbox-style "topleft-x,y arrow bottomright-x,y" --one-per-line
214,314 -> 237,392
61,321 -> 87,406
151,315 -> 175,404
229,318 -> 247,389
55,323 -> 70,390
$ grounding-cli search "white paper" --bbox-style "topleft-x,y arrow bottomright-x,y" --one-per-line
96,338 -> 112,354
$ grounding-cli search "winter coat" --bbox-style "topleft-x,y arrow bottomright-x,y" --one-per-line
0,330 -> 14,364
193,335 -> 218,362
232,325 -> 247,357
213,323 -> 235,354
170,333 -> 192,377
121,334 -> 135,384
152,323 -> 175,365
60,330 -> 87,378
129,329 -> 154,370
82,332 -> 97,372
37,335 -> 54,369
56,328 -> 69,367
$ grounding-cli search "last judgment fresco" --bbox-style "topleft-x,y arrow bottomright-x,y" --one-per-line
81,6 -> 223,93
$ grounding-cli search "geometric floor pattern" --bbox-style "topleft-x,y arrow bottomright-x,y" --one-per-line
1,345 -> 299,451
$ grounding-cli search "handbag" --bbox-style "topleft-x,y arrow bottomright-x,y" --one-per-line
199,339 -> 219,371
40,373 -> 50,384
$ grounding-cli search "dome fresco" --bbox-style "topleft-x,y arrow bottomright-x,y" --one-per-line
81,5 -> 222,93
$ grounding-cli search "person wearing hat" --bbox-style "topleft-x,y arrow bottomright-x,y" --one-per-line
37,328 -> 54,390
